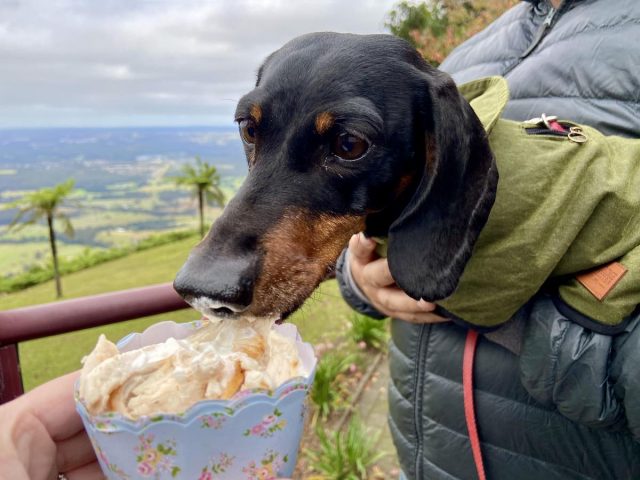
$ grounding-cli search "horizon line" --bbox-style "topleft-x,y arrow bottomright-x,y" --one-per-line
0,124 -> 238,131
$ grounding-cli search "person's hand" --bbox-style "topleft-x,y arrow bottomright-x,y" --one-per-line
0,371 -> 103,480
348,233 -> 450,324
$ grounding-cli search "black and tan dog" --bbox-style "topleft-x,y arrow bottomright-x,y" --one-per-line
173,32 -> 497,322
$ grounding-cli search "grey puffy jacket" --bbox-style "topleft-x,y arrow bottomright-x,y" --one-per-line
336,0 -> 640,478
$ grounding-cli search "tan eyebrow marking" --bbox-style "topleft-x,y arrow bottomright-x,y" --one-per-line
315,111 -> 334,134
250,104 -> 262,124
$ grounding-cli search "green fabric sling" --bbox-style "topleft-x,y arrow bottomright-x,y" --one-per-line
379,76 -> 640,330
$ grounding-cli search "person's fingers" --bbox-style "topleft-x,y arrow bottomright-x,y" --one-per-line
373,287 -> 434,313
348,233 -> 377,264
64,461 -> 105,480
346,231 -> 446,326
392,311 -> 450,324
0,457 -> 31,480
24,371 -> 83,441
418,298 -> 437,311
370,288 -> 448,323
56,431 -> 97,474
362,258 -> 395,288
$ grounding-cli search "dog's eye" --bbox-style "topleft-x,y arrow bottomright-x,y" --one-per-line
330,132 -> 369,160
239,119 -> 257,145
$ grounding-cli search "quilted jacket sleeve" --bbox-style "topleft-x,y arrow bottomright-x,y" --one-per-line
335,248 -> 386,320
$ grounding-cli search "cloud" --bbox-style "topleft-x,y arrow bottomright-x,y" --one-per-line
0,0 -> 397,127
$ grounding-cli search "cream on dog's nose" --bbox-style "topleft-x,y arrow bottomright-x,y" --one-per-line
190,296 -> 249,318
173,245 -> 258,318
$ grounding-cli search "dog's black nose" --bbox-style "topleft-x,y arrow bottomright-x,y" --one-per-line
173,250 -> 258,318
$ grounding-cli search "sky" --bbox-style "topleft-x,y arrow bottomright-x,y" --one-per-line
0,0 -> 398,128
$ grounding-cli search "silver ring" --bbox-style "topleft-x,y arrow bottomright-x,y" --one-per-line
58,474 -> 68,480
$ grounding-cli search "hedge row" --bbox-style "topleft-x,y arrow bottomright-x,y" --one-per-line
0,230 -> 198,294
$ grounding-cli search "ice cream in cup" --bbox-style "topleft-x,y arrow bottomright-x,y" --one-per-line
75,319 -> 316,479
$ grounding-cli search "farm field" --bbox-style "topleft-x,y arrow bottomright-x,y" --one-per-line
0,242 -> 92,274
0,126 -> 246,275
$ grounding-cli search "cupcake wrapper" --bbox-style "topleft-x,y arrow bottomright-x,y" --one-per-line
76,320 -> 316,479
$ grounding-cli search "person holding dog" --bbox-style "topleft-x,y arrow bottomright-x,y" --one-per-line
337,0 -> 640,479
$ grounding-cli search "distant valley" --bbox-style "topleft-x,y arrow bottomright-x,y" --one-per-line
0,126 -> 247,276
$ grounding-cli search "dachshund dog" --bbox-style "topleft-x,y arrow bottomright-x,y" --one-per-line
173,32 -> 497,321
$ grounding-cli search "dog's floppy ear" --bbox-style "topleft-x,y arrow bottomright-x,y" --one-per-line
387,71 -> 498,301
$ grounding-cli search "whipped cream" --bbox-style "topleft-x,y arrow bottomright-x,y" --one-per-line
78,318 -> 306,419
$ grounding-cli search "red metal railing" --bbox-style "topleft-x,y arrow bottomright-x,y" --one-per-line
0,282 -> 190,404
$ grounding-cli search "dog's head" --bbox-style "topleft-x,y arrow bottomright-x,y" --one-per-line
174,32 -> 497,320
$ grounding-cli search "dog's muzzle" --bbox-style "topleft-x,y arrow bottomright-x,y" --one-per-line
173,250 -> 259,318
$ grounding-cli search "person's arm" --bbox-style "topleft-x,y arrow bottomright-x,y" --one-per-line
0,371 -> 103,480
337,233 -> 448,324
339,230 -> 640,439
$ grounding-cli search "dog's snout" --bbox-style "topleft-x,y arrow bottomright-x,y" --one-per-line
173,249 -> 259,318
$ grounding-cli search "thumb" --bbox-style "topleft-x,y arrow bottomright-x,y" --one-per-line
348,232 -> 377,264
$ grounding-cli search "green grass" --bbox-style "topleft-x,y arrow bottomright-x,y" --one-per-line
306,417 -> 386,479
310,352 -> 357,419
0,230 -> 199,293
0,237 -> 354,391
348,313 -> 389,351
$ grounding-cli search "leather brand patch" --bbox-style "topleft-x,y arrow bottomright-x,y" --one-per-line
576,262 -> 628,301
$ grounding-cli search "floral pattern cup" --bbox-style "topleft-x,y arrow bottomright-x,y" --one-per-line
75,321 -> 316,479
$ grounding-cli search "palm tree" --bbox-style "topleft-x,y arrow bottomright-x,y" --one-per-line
6,179 -> 76,298
173,157 -> 225,238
